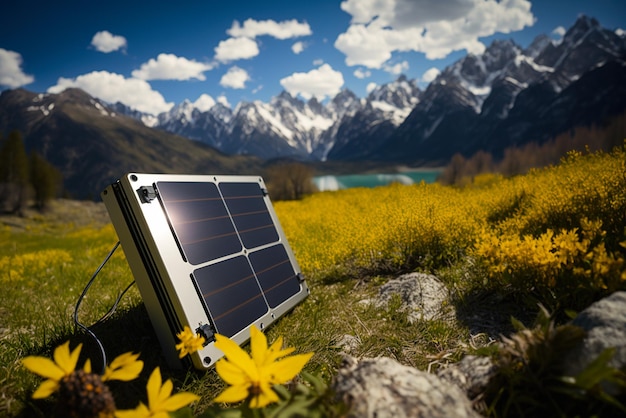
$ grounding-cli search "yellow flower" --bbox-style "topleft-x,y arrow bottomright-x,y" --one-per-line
175,325 -> 206,358
22,340 -> 83,399
102,351 -> 144,382
213,325 -> 313,408
115,367 -> 200,418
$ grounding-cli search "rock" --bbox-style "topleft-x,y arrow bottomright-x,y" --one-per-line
375,273 -> 453,322
437,355 -> 497,401
564,291 -> 626,393
333,356 -> 480,418
335,334 -> 360,354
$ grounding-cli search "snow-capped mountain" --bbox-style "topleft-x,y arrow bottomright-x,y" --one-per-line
377,15 -> 626,163
25,15 -> 626,166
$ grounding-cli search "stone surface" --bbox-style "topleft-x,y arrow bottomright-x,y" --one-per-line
333,356 -> 480,418
375,272 -> 453,322
564,291 -> 626,393
437,355 -> 497,401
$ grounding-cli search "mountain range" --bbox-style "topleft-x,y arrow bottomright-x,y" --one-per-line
0,15 -> 625,198
136,14 -> 626,164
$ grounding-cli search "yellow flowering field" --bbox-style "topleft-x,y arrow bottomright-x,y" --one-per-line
1,144 -> 625,417
276,146 -> 626,308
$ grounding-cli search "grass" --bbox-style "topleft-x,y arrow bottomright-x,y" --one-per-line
1,145 -> 625,416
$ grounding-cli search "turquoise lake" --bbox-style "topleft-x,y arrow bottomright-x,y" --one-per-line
313,170 -> 441,191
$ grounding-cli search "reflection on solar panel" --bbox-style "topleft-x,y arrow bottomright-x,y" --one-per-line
101,174 -> 308,370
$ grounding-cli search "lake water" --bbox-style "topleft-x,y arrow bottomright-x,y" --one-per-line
313,170 -> 441,191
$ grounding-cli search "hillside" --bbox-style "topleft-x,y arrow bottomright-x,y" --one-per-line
0,88 -> 262,198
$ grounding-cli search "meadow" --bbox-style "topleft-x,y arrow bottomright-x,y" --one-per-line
1,145 -> 625,417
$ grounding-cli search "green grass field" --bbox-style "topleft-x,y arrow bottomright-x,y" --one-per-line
1,146 -> 625,417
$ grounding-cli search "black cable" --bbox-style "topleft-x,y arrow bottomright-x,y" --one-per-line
73,241 -> 134,374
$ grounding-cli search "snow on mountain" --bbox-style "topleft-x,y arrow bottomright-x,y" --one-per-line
110,15 -> 624,163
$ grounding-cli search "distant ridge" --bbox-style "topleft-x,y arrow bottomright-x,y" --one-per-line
0,88 -> 261,198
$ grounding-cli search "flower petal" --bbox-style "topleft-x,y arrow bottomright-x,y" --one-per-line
161,391 -> 200,412
215,359 -> 249,386
53,341 -> 82,375
114,402 -> 150,418
84,358 -> 92,373
250,325 -> 268,366
213,384 -> 249,404
158,378 -> 174,405
22,356 -> 64,380
32,379 -> 59,399
214,334 -> 256,376
266,352 -> 313,384
103,352 -> 143,382
146,367 -> 162,410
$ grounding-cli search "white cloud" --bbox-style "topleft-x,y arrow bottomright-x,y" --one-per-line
220,66 -> 250,89
214,37 -> 260,62
313,59 -> 324,66
366,82 -> 377,93
280,63 -> 344,100
353,68 -> 371,79
0,48 -> 34,88
217,95 -> 231,108
421,67 -> 441,83
132,53 -> 214,81
335,0 -> 535,67
91,30 -> 127,53
227,19 -> 312,39
193,94 -> 216,112
292,41 -> 305,54
384,60 -> 409,75
552,25 -> 566,38
47,71 -> 173,115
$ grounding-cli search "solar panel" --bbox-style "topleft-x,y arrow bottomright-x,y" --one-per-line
101,173 -> 308,370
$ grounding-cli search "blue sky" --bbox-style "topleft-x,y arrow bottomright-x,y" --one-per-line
1,0 -> 624,115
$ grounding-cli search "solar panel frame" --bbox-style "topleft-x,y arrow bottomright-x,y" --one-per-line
101,173 -> 308,370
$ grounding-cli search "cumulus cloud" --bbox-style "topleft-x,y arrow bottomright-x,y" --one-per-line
552,25 -> 566,38
280,63 -> 344,100
384,60 -> 409,75
47,71 -> 173,115
214,37 -> 260,62
353,68 -> 371,79
91,30 -> 127,53
220,66 -> 250,89
227,18 -> 312,39
366,82 -> 377,93
0,48 -> 34,88
292,41 -> 305,54
335,0 -> 535,67
193,93 -> 216,112
421,67 -> 441,83
132,53 -> 214,80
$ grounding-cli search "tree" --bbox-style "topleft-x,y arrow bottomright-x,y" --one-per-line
29,150 -> 62,210
0,130 -> 30,213
264,162 -> 318,201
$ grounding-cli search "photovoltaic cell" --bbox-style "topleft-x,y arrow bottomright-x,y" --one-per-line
219,182 -> 279,249
191,256 -> 268,337
249,245 -> 301,308
156,181 -> 242,265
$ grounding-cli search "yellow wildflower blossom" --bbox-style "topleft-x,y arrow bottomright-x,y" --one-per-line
22,340 -> 83,399
213,325 -> 313,408
175,325 -> 206,358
